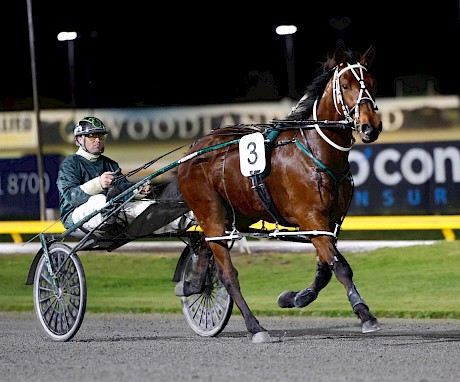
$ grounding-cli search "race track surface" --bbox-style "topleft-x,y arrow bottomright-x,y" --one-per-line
1,312 -> 459,382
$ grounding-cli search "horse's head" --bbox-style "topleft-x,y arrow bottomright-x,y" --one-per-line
328,45 -> 383,143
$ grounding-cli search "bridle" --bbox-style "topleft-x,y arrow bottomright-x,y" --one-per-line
312,62 -> 379,152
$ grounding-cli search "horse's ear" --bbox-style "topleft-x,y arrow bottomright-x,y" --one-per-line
360,46 -> 375,68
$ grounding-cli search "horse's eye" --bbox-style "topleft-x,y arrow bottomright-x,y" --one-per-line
342,84 -> 348,90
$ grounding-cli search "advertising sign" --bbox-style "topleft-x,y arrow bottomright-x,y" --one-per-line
0,155 -> 61,219
348,141 -> 460,215
2,95 -> 456,147
0,111 -> 37,149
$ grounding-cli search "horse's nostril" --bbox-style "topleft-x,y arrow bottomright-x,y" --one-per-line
361,124 -> 372,135
359,123 -> 381,143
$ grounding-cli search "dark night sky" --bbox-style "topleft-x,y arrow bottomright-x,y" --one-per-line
1,1 -> 459,110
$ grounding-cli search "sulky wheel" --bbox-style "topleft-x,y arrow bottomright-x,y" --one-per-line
180,246 -> 233,337
33,242 -> 87,342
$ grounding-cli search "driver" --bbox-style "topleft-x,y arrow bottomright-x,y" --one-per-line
57,116 -> 192,233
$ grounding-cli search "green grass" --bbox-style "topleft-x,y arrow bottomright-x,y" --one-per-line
1,241 -> 459,318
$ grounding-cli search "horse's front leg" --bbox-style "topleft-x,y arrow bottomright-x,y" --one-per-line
279,235 -> 381,333
210,240 -> 270,343
331,252 -> 381,333
277,259 -> 332,308
315,236 -> 381,333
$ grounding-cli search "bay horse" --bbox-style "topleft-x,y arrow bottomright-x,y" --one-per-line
175,45 -> 383,342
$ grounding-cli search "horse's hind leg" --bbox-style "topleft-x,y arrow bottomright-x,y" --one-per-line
209,240 -> 270,343
175,235 -> 212,296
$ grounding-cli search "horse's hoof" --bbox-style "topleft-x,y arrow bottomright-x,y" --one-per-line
277,291 -> 298,308
362,319 -> 382,333
174,281 -> 185,296
252,331 -> 271,343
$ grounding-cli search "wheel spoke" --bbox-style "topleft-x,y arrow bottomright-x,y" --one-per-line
180,249 -> 233,337
33,243 -> 86,341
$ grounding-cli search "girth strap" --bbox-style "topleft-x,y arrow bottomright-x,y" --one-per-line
249,174 -> 290,227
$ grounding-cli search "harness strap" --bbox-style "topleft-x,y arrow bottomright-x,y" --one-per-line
248,126 -> 344,229
249,174 -> 291,227
295,140 -> 338,182
313,99 -> 354,152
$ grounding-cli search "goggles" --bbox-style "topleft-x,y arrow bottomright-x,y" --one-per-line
85,133 -> 106,141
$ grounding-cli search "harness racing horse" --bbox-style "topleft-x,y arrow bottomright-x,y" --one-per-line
175,45 -> 383,342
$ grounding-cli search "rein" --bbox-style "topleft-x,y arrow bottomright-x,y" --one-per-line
113,144 -> 188,185
211,121 -> 352,183
60,139 -> 242,237
266,122 -> 352,183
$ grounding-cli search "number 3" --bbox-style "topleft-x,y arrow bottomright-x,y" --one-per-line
239,132 -> 266,177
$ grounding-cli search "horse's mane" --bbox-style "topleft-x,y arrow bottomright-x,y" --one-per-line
285,70 -> 332,121
286,47 -> 363,121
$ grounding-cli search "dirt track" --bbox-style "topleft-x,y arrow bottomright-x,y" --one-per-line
1,312 -> 459,382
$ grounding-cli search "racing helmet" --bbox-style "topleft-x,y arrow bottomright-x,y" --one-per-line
73,117 -> 109,138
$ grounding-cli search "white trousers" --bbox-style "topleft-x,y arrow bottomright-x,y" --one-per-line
72,194 -> 194,234
72,194 -> 155,231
